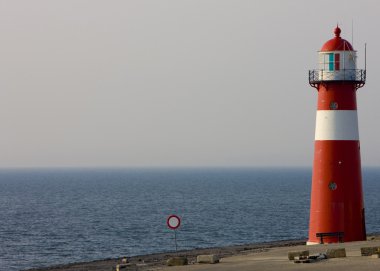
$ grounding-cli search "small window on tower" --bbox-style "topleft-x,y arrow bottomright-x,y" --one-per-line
328,182 -> 337,191
330,101 -> 338,110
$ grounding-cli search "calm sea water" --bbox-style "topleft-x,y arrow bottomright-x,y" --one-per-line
0,168 -> 379,271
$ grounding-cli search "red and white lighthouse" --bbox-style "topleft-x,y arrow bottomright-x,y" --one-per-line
308,26 -> 366,244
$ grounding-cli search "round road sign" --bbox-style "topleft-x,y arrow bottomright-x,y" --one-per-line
167,215 -> 181,230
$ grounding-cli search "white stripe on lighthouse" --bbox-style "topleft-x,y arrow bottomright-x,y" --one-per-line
315,110 -> 359,140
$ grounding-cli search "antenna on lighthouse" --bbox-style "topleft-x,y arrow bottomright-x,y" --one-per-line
351,19 -> 354,46
365,43 -> 367,71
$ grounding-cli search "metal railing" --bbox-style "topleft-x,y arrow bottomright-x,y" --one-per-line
309,69 -> 366,88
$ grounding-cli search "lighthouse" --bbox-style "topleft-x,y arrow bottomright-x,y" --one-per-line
307,26 -> 366,244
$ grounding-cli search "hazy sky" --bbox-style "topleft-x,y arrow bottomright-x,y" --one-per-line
1,0 -> 379,167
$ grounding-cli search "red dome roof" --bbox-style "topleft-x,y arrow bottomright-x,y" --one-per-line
320,26 -> 354,51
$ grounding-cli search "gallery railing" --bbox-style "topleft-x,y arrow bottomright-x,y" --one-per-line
309,69 -> 366,89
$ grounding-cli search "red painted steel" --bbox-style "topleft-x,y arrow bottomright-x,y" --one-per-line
308,27 -> 366,244
321,26 -> 353,52
317,83 -> 357,110
309,140 -> 365,243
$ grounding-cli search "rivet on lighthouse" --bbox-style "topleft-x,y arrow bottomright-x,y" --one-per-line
308,26 -> 367,244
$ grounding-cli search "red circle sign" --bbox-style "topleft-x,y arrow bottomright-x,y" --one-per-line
167,215 -> 181,230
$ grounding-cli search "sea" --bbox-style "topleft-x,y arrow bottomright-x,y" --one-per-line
0,167 -> 379,271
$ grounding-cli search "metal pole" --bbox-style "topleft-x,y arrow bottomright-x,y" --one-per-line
174,230 -> 178,252
352,19 -> 354,47
365,43 -> 367,71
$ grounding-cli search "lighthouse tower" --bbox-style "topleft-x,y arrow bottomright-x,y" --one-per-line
308,26 -> 366,244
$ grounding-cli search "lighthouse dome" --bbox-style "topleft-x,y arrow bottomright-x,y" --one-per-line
321,26 -> 353,51
309,26 -> 366,88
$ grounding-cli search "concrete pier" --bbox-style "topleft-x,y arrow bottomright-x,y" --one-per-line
159,239 -> 380,271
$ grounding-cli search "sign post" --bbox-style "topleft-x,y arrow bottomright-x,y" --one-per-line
167,215 -> 181,252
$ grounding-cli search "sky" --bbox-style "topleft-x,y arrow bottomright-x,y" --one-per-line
1,0 -> 379,168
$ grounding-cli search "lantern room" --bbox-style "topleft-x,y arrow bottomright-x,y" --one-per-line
309,26 -> 366,88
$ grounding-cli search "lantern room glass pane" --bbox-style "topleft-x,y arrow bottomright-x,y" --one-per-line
329,53 -> 334,71
335,53 -> 340,70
